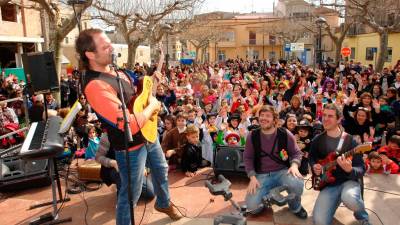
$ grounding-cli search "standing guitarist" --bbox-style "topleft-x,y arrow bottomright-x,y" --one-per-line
309,103 -> 370,225
75,29 -> 181,225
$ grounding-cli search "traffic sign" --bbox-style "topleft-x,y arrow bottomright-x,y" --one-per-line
285,43 -> 291,52
341,47 -> 351,57
290,43 -> 304,52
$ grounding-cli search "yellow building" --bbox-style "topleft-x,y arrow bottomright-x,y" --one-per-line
190,13 -> 284,63
187,0 -> 340,64
342,32 -> 400,68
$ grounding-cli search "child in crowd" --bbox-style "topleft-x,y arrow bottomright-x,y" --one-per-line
181,124 -> 202,177
365,151 -> 385,174
379,135 -> 400,165
200,113 -> 218,165
84,125 -> 100,159
377,148 -> 399,174
296,119 -> 313,176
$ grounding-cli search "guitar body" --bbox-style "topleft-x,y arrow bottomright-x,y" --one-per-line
312,152 -> 338,191
133,76 -> 157,143
311,142 -> 372,191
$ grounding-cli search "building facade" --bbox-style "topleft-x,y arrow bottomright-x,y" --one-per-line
0,1 -> 43,70
342,32 -> 400,68
187,0 -> 339,64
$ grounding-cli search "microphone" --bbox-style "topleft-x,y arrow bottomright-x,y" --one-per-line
111,51 -> 120,66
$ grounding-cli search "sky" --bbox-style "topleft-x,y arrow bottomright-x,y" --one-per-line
200,0 -> 275,13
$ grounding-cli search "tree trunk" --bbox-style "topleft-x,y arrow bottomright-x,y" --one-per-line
40,9 -> 49,51
376,29 -> 388,73
334,40 -> 342,65
195,46 -> 200,63
127,43 -> 138,70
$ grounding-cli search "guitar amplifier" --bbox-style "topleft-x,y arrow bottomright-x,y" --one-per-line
213,145 -> 246,177
78,160 -> 102,181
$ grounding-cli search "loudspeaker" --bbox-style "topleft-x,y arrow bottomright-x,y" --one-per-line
213,146 -> 246,176
22,51 -> 59,93
0,156 -> 50,191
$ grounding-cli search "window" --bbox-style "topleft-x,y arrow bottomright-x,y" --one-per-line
249,31 -> 256,45
350,47 -> 355,59
269,35 -> 276,45
218,50 -> 226,61
269,51 -> 276,60
386,47 -> 392,62
253,50 -> 259,60
65,37 -> 69,44
139,50 -> 143,57
365,47 -> 376,61
84,22 -> 88,30
221,31 -> 235,42
1,4 -> 17,22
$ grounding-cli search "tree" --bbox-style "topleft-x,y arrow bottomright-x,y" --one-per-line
347,0 -> 400,72
180,15 -> 226,63
26,0 -> 92,74
318,0 -> 354,64
93,0 -> 202,69
0,0 -> 12,7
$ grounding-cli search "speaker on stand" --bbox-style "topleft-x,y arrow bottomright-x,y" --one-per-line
22,51 -> 60,94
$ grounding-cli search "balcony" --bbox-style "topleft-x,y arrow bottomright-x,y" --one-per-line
241,39 -> 281,46
215,40 -> 235,47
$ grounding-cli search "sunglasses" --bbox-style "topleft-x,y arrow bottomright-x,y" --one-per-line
357,107 -> 370,112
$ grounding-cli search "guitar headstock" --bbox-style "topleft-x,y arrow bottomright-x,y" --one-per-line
354,142 -> 372,154
143,76 -> 153,90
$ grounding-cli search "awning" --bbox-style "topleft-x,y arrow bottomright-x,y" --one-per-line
60,55 -> 70,64
0,35 -> 44,43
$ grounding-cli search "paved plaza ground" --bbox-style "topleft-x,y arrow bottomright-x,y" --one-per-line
0,166 -> 399,225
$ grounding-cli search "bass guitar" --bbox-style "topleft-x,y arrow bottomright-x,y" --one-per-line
312,142 -> 372,191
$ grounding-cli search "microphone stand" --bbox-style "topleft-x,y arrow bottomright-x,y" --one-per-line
111,62 -> 135,225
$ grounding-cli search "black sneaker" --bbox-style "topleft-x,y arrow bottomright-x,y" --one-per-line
293,207 -> 308,219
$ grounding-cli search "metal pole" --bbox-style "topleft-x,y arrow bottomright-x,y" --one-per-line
318,25 -> 322,68
166,33 -> 170,79
214,42 -> 217,62
263,34 -> 265,60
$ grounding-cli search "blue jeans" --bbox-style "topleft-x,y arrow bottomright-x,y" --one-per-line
313,180 -> 369,225
245,169 -> 304,214
115,140 -> 170,225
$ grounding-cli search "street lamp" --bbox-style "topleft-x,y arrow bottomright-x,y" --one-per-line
67,0 -> 88,32
315,17 -> 326,69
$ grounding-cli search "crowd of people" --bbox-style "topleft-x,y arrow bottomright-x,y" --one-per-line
1,28 -> 399,224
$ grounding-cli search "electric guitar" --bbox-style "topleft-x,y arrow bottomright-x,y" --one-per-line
132,43 -> 164,143
312,142 -> 372,191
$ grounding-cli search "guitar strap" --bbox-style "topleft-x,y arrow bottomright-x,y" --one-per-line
335,131 -> 348,155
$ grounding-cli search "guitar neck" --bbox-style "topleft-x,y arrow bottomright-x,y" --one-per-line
323,148 -> 358,170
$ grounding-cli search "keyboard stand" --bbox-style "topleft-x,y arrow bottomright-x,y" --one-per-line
29,159 -> 71,210
29,158 -> 72,225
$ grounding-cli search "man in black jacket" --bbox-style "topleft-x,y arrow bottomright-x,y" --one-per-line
309,104 -> 370,225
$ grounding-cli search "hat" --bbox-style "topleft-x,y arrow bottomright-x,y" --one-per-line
297,119 -> 312,128
228,113 -> 241,123
225,132 -> 240,143
377,147 -> 388,155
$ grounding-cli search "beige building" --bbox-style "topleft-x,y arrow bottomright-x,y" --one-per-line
187,0 -> 340,64
0,1 -> 44,69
